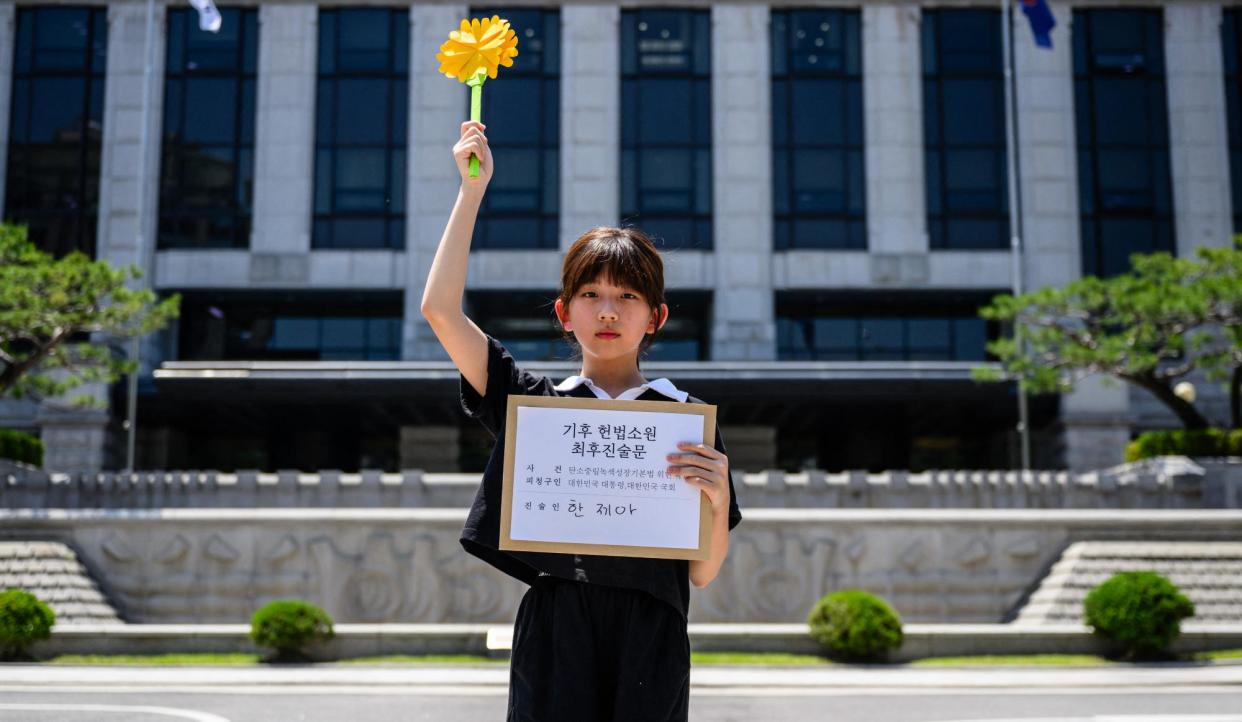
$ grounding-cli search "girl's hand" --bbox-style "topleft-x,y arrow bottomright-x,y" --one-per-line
453,120 -> 493,187
667,442 -> 731,517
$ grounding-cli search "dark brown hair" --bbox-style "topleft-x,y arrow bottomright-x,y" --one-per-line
557,226 -> 666,355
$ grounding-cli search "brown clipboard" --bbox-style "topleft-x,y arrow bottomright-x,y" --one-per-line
498,394 -> 717,560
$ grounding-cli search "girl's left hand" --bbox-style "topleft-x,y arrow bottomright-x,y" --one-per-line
667,442 -> 731,515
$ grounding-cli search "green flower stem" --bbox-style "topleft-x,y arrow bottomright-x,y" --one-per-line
467,71 -> 486,178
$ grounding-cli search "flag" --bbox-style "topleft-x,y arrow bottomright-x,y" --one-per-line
188,0 -> 222,33
1021,0 -> 1056,49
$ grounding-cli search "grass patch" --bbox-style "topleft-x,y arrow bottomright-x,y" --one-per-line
909,654 -> 1107,667
49,653 -> 262,665
692,652 -> 833,666
336,655 -> 500,665
1195,648 -> 1242,662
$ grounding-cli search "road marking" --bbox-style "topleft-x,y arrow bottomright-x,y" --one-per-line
0,704 -> 231,721
930,717 -> 1242,722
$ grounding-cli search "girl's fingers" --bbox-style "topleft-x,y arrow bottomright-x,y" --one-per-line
677,442 -> 723,459
667,454 -> 721,473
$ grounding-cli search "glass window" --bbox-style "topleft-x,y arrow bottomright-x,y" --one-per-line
922,10 -> 1008,250
620,9 -> 712,250
469,9 -> 560,249
5,7 -> 107,257
1222,9 -> 1242,234
772,9 -> 865,250
1073,9 -> 1174,277
776,292 -> 998,361
313,9 -> 408,249
177,292 -> 402,360
159,8 -> 257,249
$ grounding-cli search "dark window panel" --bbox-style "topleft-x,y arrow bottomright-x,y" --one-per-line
621,9 -> 712,250
1074,9 -> 1175,277
5,7 -> 107,257
922,9 -> 1008,251
158,8 -> 257,250
312,9 -> 408,250
1223,9 -> 1242,233
771,9 -> 865,250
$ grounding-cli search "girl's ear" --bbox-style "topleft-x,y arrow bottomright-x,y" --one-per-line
554,298 -> 571,331
648,303 -> 669,333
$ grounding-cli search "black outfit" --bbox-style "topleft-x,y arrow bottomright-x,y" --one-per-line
458,335 -> 742,722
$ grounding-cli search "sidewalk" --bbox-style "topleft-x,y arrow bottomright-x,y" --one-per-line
1,662 -> 1239,691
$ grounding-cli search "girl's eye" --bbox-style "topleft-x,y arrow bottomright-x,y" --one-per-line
581,291 -> 597,298
622,293 -> 638,300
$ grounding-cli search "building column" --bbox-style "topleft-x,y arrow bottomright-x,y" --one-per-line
404,4 -> 467,360
0,2 -> 15,219
250,3 -> 316,267
863,4 -> 926,262
710,5 -> 775,361
1014,0 -> 1081,290
97,1 -> 165,275
1165,2 -> 1233,253
1013,4 -> 1128,470
560,4 -> 620,251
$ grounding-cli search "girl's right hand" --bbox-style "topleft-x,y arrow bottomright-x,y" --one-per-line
453,121 -> 493,188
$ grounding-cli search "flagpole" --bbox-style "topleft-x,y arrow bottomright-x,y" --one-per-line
1002,0 -> 1032,470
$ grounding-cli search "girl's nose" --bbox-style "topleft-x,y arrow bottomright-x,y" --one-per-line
598,304 -> 619,321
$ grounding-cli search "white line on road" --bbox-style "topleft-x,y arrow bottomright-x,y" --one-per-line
0,704 -> 231,721
931,717 -> 1242,722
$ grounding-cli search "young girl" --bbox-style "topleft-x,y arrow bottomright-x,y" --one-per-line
422,120 -> 742,722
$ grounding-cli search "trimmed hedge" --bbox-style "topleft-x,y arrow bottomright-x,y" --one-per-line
250,599 -> 334,663
0,588 -> 56,661
0,429 -> 43,467
1083,571 -> 1195,660
806,589 -> 904,661
1125,428 -> 1242,462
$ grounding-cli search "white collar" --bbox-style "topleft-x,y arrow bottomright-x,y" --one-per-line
554,375 -> 690,402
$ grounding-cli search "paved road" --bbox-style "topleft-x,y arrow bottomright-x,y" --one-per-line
0,664 -> 1238,721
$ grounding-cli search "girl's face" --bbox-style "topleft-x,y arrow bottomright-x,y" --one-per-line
554,275 -> 668,364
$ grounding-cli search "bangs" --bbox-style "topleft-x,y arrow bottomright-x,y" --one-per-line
560,228 -> 664,308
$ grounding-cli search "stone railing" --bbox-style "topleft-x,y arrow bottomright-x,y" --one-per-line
3,457 -> 1239,510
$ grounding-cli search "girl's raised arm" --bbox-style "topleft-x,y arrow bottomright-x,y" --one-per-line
420,121 -> 494,398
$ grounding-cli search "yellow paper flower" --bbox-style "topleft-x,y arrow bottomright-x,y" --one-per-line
436,16 -> 519,83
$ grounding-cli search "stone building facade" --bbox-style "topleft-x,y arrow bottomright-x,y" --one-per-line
1,0 -> 1237,473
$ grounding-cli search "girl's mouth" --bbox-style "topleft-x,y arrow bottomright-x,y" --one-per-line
596,331 -> 620,340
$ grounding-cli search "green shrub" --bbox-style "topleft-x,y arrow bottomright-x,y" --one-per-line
0,588 -> 56,661
249,599 -> 334,662
1125,428 -> 1242,462
806,589 -> 903,661
0,429 -> 43,467
1083,571 -> 1195,660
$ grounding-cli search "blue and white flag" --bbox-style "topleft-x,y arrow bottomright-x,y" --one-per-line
188,0 -> 222,33
1021,0 -> 1056,49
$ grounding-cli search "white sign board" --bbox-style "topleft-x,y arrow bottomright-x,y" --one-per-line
499,395 -> 716,560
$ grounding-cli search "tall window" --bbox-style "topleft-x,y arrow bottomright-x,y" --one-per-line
1073,9 -> 1174,277
1222,9 -> 1242,234
469,9 -> 559,249
177,292 -> 402,360
776,292 -> 995,362
4,7 -> 107,257
922,9 -> 1008,250
313,8 -> 408,249
620,9 -> 712,250
771,9 -> 864,250
159,8 -> 257,249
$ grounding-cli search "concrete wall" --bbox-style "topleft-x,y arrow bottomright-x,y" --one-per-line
3,506 -> 1238,625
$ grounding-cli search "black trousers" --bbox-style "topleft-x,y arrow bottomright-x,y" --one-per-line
506,576 -> 690,722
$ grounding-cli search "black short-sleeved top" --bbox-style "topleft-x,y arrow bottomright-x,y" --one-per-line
459,335 -> 743,619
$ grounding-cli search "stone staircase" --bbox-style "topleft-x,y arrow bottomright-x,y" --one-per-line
1014,541 -> 1242,624
0,541 -> 124,624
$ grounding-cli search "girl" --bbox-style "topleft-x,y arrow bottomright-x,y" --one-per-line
421,120 -> 742,722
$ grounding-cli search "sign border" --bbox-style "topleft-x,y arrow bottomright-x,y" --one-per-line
499,394 -> 716,561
